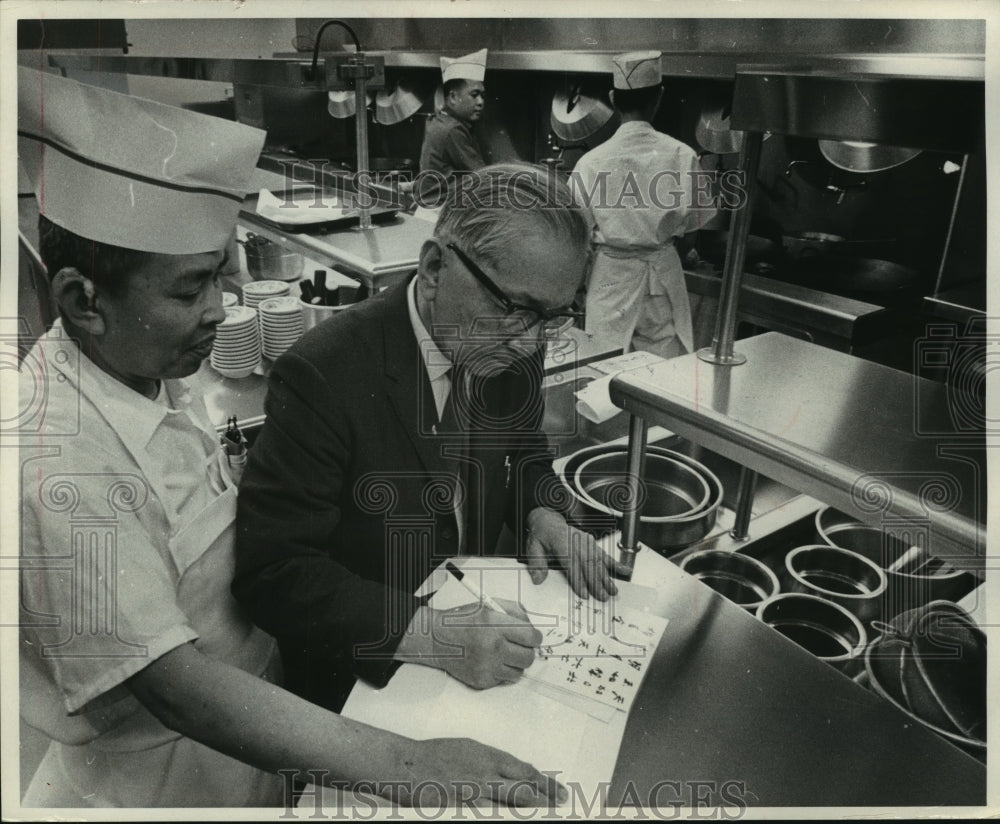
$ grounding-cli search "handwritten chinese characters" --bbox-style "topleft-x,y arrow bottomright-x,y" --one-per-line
528,597 -> 668,713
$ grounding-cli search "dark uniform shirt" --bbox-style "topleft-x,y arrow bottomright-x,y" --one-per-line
417,109 -> 486,205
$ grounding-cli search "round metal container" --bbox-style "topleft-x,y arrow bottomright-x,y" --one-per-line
559,444 -> 723,552
814,507 -> 972,614
680,550 -> 780,610
864,636 -> 986,761
243,240 -> 304,282
784,545 -> 887,624
757,593 -> 867,670
575,452 -> 711,520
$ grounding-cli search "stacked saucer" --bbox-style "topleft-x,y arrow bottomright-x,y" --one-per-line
241,280 -> 290,314
222,292 -> 240,309
211,306 -> 261,379
258,296 -> 304,360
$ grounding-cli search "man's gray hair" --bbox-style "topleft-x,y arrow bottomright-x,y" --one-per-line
434,163 -> 591,271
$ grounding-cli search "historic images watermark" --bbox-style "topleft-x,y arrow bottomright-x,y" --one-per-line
270,159 -> 748,213
281,773 -> 751,819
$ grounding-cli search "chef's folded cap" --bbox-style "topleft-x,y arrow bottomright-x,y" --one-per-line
441,48 -> 488,83
612,50 -> 663,91
17,66 -> 266,255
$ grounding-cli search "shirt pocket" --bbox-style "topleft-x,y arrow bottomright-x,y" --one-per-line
167,485 -> 237,579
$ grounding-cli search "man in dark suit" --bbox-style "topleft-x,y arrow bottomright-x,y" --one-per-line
234,164 -> 628,712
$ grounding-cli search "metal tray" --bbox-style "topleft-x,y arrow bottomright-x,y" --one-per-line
243,192 -> 398,233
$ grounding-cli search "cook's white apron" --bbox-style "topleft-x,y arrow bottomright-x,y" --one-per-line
585,242 -> 693,359
22,454 -> 284,808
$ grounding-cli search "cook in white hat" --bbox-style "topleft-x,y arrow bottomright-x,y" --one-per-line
611,49 -> 663,92
416,48 -> 489,207
17,66 -> 564,810
570,49 -> 716,361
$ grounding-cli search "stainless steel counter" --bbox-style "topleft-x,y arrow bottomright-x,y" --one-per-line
607,554 -> 986,806
684,265 -> 890,351
239,211 -> 433,291
609,332 -> 985,567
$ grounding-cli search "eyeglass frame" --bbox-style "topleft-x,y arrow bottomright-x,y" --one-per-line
445,242 -> 585,335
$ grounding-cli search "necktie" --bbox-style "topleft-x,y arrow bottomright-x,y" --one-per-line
439,363 -> 472,553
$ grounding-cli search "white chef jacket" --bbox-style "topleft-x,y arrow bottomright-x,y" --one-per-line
572,121 -> 715,356
18,320 -> 283,807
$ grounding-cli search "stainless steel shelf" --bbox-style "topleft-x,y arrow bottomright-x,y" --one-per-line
731,59 -> 984,152
609,332 -> 985,567
49,51 -> 986,85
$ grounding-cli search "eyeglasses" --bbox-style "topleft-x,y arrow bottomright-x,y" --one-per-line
446,243 -> 584,337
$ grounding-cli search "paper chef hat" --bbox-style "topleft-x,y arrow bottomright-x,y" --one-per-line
440,49 -> 488,83
17,66 -> 266,255
611,50 -> 663,91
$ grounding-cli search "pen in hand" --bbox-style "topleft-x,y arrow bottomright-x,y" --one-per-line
445,562 -> 515,617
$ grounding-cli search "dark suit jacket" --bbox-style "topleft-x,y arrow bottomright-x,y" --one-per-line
233,277 -> 563,711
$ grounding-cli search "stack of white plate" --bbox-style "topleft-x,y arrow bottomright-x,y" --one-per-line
258,296 -> 304,360
241,280 -> 290,314
210,306 -> 261,379
222,292 -> 240,309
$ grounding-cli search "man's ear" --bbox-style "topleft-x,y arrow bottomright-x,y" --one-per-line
416,238 -> 445,303
51,267 -> 106,335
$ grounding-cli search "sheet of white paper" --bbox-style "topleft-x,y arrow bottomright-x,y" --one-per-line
575,374 -> 620,423
434,564 -> 667,715
333,557 -> 666,811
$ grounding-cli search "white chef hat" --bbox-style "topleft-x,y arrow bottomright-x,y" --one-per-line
611,50 -> 663,91
17,66 -> 266,255
440,48 -> 488,83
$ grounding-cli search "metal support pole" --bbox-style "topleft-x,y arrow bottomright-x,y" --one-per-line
933,153 -> 968,296
352,54 -> 372,230
698,129 -> 765,366
730,467 -> 759,541
618,414 -> 649,579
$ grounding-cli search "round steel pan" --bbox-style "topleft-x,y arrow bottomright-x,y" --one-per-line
784,544 -> 887,624
559,443 -> 723,552
680,550 -> 780,611
757,593 -> 867,671
814,507 -> 973,617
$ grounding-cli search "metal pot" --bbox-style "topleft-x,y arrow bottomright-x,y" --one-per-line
575,451 -> 710,518
814,507 -> 974,618
864,634 -> 986,760
559,443 -> 723,552
240,234 -> 304,282
757,593 -> 867,672
784,544 -> 887,624
680,549 -> 780,610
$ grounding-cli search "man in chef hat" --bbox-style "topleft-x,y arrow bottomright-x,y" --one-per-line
571,50 -> 715,359
415,48 -> 489,207
15,66 -> 564,810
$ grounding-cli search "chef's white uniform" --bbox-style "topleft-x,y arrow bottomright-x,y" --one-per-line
573,120 -> 715,358
19,321 -> 283,807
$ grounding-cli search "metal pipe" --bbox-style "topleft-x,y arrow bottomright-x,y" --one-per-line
618,414 -> 649,578
730,467 -> 759,541
933,153 -> 968,296
698,129 -> 765,366
353,54 -> 373,230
